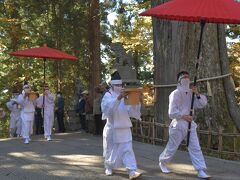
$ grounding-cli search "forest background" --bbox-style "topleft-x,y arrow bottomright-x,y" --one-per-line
0,0 -> 239,145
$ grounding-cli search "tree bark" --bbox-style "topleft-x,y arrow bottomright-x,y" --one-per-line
152,0 -> 240,136
88,0 -> 101,100
217,25 -> 240,129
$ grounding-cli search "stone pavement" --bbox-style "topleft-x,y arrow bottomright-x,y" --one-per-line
0,132 -> 240,180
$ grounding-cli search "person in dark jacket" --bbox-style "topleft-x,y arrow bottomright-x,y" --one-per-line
56,92 -> 65,133
93,86 -> 103,135
77,92 -> 87,132
35,93 -> 44,135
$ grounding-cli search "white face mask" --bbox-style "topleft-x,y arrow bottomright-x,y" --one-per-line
45,90 -> 50,94
57,94 -> 61,97
179,78 -> 190,91
180,78 -> 190,87
24,88 -> 30,93
113,86 -> 122,94
12,93 -> 19,98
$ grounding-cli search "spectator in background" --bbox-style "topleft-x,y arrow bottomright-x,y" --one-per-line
77,92 -> 86,132
83,90 -> 92,133
93,86 -> 103,135
100,81 -> 110,96
56,91 -> 65,133
34,93 -> 44,135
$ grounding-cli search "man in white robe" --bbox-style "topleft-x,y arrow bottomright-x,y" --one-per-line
159,71 -> 210,179
36,85 -> 54,141
16,84 -> 35,144
6,91 -> 21,137
101,71 -> 142,180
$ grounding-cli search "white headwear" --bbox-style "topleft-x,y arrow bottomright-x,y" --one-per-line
81,90 -> 89,94
111,79 -> 122,85
110,70 -> 122,85
23,84 -> 30,89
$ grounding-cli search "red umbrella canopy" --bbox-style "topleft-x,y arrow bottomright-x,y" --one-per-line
140,0 -> 240,24
10,46 -> 77,60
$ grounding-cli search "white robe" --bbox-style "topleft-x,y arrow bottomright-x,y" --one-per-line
101,89 -> 141,170
6,99 -> 21,135
159,85 -> 208,170
36,93 -> 54,137
16,94 -> 35,139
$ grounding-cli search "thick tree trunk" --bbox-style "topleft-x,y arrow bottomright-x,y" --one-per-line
88,0 -> 101,99
152,0 -> 240,137
51,1 -> 63,92
217,25 -> 240,129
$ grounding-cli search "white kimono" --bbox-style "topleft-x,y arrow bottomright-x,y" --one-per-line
16,94 -> 35,139
36,93 -> 54,137
6,98 -> 21,136
159,85 -> 208,170
101,89 -> 141,170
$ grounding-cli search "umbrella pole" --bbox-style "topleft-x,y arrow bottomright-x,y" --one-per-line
43,58 -> 46,126
187,21 -> 206,147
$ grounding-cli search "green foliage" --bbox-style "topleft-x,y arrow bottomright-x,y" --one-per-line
101,0 -> 153,83
0,0 -> 90,118
229,42 -> 240,104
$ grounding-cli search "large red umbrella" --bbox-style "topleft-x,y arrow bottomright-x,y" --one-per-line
140,0 -> 240,146
10,44 -> 77,121
10,46 -> 77,60
10,45 -> 77,85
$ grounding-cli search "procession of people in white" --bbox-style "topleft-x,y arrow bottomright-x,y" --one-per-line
3,70 -> 211,179
6,84 -> 54,144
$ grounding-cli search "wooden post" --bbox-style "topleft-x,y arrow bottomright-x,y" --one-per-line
152,116 -> 155,145
218,126 -> 223,158
207,125 -> 212,152
140,121 -> 144,143
233,127 -> 237,153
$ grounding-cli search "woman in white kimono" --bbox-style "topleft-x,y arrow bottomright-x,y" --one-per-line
159,71 -> 210,179
36,85 -> 54,141
6,91 -> 21,137
101,71 -> 142,180
16,84 -> 35,144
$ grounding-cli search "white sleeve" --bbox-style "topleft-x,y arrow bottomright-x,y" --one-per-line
6,101 -> 13,111
36,96 -> 43,108
47,93 -> 54,104
101,92 -> 120,119
194,94 -> 208,109
168,91 -> 182,120
16,94 -> 25,106
127,103 -> 141,120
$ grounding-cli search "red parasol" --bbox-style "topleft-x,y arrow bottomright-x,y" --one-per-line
10,44 -> 77,85
10,46 -> 77,60
140,0 -> 240,24
140,0 -> 240,146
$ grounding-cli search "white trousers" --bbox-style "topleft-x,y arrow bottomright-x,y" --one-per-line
21,112 -> 34,139
21,120 -> 33,139
103,125 -> 137,171
16,118 -> 22,135
159,124 -> 207,171
9,117 -> 21,136
105,141 -> 137,171
44,110 -> 54,137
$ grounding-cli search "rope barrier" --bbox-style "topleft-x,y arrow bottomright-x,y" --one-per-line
153,73 -> 232,88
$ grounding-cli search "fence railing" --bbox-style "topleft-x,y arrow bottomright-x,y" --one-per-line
131,115 -> 240,160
